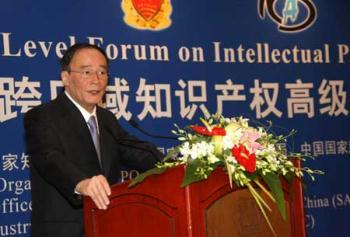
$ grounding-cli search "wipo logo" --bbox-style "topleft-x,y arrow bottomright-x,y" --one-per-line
258,0 -> 317,33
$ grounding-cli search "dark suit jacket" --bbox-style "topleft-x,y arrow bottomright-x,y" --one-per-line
24,93 -> 162,237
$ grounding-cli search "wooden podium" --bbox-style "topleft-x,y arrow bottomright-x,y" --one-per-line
84,165 -> 306,237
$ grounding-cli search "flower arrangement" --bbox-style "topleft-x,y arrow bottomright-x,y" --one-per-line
130,114 -> 323,236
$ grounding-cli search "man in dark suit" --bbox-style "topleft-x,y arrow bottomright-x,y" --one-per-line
24,43 -> 163,237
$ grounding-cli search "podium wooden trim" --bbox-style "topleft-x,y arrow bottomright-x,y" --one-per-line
84,165 -> 306,237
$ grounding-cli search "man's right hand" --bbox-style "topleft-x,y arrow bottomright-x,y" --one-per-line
75,175 -> 111,210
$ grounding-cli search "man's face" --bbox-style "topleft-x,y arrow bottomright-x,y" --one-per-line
61,48 -> 108,113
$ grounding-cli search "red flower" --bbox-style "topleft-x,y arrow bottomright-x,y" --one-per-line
231,145 -> 256,173
190,126 -> 226,136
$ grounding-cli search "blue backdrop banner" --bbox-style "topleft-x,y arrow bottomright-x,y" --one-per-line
0,0 -> 349,236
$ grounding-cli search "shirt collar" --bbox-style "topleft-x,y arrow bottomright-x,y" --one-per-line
64,91 -> 97,123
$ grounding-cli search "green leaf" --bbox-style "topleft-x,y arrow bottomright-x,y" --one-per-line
262,173 -> 287,221
180,160 -> 214,187
128,167 -> 168,188
247,183 -> 277,237
245,172 -> 258,180
163,147 -> 180,161
254,179 -> 275,203
284,171 -> 295,183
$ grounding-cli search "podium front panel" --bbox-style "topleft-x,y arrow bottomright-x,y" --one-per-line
84,166 -> 305,237
205,189 -> 291,237
90,194 -> 177,237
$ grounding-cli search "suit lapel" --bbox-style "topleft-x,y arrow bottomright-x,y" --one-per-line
97,108 -> 112,176
56,93 -> 103,173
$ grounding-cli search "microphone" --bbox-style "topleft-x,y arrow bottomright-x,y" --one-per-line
103,124 -> 163,161
128,118 -> 177,140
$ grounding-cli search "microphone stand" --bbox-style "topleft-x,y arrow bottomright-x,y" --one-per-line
104,124 -> 163,161
128,118 -> 178,141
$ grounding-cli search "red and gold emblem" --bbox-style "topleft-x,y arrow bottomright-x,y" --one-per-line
121,0 -> 172,30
